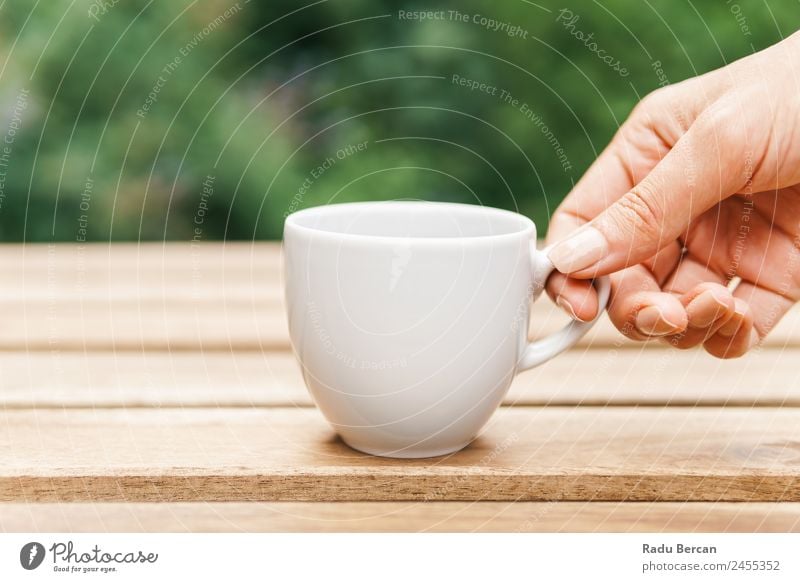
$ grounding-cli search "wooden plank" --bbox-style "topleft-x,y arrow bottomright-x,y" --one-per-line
0,305 -> 289,351
0,351 -> 308,408
0,349 -> 797,408
0,242 -> 281,303
0,242 -> 279,274
0,407 -> 798,502
1,294 -> 798,350
1,242 -> 798,350
1,501 -> 798,532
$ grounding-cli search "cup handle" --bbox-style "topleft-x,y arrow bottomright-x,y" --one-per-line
517,242 -> 611,371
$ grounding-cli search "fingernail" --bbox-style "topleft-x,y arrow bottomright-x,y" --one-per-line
748,328 -> 760,349
548,226 -> 608,273
556,296 -> 589,323
635,305 -> 682,336
717,311 -> 744,337
687,290 -> 729,328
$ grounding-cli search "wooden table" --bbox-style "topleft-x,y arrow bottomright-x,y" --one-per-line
1,243 -> 799,532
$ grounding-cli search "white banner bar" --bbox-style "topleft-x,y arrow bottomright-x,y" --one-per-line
1,533 -> 797,581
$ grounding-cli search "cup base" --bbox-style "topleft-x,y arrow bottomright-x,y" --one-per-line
341,436 -> 471,459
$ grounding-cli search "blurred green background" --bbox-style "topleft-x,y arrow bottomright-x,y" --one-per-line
0,0 -> 796,241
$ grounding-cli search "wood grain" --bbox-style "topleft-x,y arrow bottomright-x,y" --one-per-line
0,242 -> 280,277
0,349 -> 797,408
1,502 -> 798,532
3,242 -> 798,531
9,302 -> 799,351
1,407 -> 798,502
1,242 -> 797,350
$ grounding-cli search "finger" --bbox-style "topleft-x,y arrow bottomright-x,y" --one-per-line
606,265 -> 687,341
659,253 -> 737,349
546,211 -> 681,326
703,297 -> 756,358
734,280 -> 797,343
545,213 -> 598,321
549,105 -> 748,277
643,240 -> 684,286
544,95 -> 670,320
545,271 -> 597,322
550,140 -> 639,224
685,283 -> 735,330
551,90 -> 678,223
662,282 -> 736,349
662,251 -> 730,295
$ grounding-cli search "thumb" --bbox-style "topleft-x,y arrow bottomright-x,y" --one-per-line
547,113 -> 744,277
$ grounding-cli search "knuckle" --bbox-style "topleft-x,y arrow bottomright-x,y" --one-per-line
693,99 -> 744,149
613,88 -> 671,144
633,87 -> 671,115
605,185 -> 666,244
627,87 -> 689,133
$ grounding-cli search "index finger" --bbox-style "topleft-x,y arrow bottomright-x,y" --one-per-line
545,118 -> 652,319
550,112 -> 668,233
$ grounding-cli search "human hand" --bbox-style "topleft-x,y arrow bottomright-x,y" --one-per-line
545,31 -> 800,358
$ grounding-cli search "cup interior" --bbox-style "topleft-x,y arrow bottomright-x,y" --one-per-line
286,201 -> 533,239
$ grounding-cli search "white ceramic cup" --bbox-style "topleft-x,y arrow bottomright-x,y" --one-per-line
283,201 -> 610,458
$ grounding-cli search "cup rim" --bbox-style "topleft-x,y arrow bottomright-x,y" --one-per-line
284,201 -> 536,243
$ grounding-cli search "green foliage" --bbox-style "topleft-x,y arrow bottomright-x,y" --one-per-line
0,0 -> 796,241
